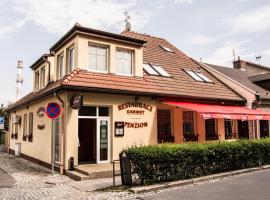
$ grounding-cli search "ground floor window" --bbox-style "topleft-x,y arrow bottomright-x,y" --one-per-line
225,119 -> 236,139
183,111 -> 198,141
52,118 -> 60,163
260,120 -> 269,138
205,119 -> 218,140
238,120 -> 249,139
157,109 -> 174,143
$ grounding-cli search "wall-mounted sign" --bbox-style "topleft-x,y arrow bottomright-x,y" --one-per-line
37,107 -> 45,130
46,103 -> 61,119
0,117 -> 4,130
124,122 -> 148,128
118,102 -> 153,116
115,121 -> 124,136
71,95 -> 83,110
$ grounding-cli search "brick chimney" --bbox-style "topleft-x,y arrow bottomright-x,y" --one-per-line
233,56 -> 246,70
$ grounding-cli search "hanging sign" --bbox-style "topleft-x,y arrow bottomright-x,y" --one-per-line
46,103 -> 61,119
71,94 -> 83,110
0,117 -> 4,130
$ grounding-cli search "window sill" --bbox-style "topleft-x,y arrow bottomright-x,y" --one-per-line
115,73 -> 133,77
87,69 -> 109,74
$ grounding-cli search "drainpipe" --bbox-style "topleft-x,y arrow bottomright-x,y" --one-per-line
54,91 -> 65,175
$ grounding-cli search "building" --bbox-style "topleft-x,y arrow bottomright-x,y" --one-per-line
204,58 -> 270,140
6,24 -> 270,175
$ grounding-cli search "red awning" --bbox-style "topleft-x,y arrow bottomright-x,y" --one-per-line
162,101 -> 270,120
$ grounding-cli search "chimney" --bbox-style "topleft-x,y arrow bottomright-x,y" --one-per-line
233,56 -> 246,70
16,60 -> 23,101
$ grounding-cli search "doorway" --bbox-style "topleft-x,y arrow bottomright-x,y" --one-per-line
238,120 -> 249,139
78,106 -> 110,164
260,120 -> 269,138
78,118 -> 96,164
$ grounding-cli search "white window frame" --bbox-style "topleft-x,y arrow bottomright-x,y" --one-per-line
115,48 -> 133,76
87,43 -> 109,73
143,63 -> 159,76
40,66 -> 46,88
68,47 -> 75,73
35,71 -> 40,91
57,53 -> 64,79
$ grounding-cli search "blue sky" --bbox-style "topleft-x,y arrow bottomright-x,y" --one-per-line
1,0 -> 270,105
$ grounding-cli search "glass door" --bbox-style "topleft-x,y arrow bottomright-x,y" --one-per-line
97,118 -> 110,163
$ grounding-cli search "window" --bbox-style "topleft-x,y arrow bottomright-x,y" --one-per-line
151,65 -> 171,77
79,106 -> 109,117
183,111 -> 198,141
116,48 -> 133,75
184,70 -> 213,83
205,119 -> 218,140
28,113 -> 33,142
225,119 -> 236,139
40,66 -> 46,88
88,44 -> 108,72
157,109 -> 173,143
57,54 -> 64,79
196,73 -> 213,83
68,47 -> 75,73
143,63 -> 159,75
52,118 -> 60,163
23,114 -> 27,140
160,45 -> 174,53
35,71 -> 40,91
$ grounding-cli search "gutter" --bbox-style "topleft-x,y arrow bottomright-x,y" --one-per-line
54,91 -> 65,175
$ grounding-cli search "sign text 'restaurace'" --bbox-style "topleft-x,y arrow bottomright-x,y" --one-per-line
118,102 -> 153,112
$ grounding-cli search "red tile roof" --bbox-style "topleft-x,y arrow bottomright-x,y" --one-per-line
8,29 -> 244,111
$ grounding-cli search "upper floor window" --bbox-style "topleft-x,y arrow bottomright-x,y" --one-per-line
23,114 -> 27,140
88,43 -> 108,72
40,66 -> 46,88
116,48 -> 133,75
57,53 -> 64,79
67,47 -> 75,73
35,71 -> 40,91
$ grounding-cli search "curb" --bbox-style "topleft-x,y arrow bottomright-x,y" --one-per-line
130,165 -> 270,194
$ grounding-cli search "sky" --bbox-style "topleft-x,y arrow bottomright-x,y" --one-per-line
1,0 -> 270,105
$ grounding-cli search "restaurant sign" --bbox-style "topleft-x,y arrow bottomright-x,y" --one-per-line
118,102 -> 153,115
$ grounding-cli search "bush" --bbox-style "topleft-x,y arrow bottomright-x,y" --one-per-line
124,139 -> 270,185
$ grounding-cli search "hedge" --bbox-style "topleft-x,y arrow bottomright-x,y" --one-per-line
124,139 -> 270,185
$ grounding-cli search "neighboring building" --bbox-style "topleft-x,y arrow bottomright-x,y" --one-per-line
6,24 -> 270,175
204,58 -> 270,140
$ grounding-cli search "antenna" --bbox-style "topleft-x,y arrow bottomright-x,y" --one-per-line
124,11 -> 131,31
16,60 -> 23,101
255,54 -> 262,65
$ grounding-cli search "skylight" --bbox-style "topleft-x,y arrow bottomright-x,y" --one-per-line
184,70 -> 213,83
196,73 -> 213,83
185,70 -> 204,82
151,64 -> 171,77
160,45 -> 174,53
143,63 -> 159,75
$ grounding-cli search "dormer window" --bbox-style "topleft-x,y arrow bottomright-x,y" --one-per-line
88,43 -> 108,72
57,53 -> 64,79
160,45 -> 174,53
116,48 -> 133,76
67,47 -> 75,73
40,66 -> 46,88
35,71 -> 40,91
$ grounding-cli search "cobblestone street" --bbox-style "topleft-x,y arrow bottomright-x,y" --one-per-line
0,152 -> 136,200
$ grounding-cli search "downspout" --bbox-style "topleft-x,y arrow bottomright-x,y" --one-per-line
54,91 -> 65,175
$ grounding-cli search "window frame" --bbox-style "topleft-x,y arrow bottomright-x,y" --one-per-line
67,46 -> 75,73
183,111 -> 195,136
23,114 -> 27,138
35,71 -> 40,91
87,42 -> 109,73
115,48 -> 134,76
57,53 -> 65,79
28,112 -> 33,142
40,66 -> 46,88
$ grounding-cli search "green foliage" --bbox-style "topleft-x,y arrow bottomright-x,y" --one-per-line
125,139 -> 270,185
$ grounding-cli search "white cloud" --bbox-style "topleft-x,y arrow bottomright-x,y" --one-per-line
227,4 -> 270,34
205,40 -> 249,66
189,34 -> 217,45
0,20 -> 25,39
0,0 -> 154,37
174,0 -> 193,4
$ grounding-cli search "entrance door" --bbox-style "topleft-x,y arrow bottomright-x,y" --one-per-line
238,120 -> 249,139
78,118 -> 96,163
97,119 -> 110,163
260,120 -> 269,138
